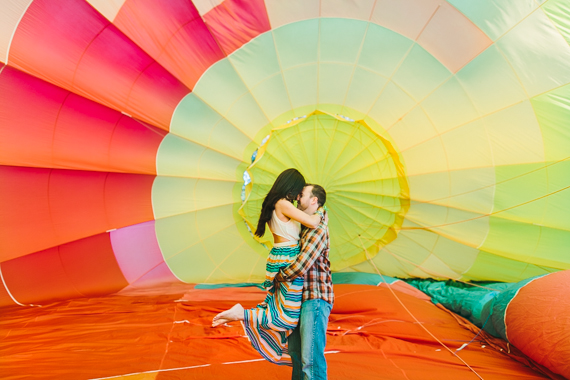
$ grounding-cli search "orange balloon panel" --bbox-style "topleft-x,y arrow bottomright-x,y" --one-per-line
0,167 -> 155,261
506,270 -> 570,379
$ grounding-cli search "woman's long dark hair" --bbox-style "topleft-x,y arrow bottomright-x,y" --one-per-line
255,168 -> 305,237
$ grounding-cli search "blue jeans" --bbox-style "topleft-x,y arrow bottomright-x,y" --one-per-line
289,299 -> 332,380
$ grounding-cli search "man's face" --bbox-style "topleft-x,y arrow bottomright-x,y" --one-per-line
297,185 -> 314,212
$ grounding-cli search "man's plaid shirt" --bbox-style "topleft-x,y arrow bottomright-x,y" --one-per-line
280,210 -> 334,304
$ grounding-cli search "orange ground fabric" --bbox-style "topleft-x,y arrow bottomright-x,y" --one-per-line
1,284 -> 552,379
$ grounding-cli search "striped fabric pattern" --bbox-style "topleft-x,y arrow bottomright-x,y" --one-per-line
243,244 -> 303,366
282,210 -> 334,304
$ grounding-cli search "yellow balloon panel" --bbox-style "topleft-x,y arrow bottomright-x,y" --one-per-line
464,250 -> 560,283
437,122 -> 492,172
157,14 -> 570,283
391,44 -> 451,102
421,77 -> 480,134
344,67 -> 388,113
483,102 -> 545,166
388,106 -> 438,152
156,134 -> 242,180
152,177 -> 238,219
170,94 -> 253,161
496,9 -> 570,97
368,81 -> 416,128
156,204 -> 266,283
456,45 -> 527,115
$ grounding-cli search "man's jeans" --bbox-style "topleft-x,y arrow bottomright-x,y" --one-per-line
289,299 -> 332,380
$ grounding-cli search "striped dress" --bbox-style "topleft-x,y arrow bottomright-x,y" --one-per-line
242,243 -> 304,366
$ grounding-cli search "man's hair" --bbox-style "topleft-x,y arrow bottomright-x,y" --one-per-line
307,184 -> 326,207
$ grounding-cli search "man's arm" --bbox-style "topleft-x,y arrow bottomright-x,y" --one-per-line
276,225 -> 327,281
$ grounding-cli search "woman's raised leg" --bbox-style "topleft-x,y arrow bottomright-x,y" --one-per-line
212,303 -> 244,327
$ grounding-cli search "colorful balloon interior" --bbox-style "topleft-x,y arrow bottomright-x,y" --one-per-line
1,0 -> 569,379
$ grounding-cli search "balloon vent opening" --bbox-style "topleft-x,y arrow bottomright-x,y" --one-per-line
239,110 -> 410,270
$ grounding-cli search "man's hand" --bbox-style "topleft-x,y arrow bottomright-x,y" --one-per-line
274,270 -> 286,282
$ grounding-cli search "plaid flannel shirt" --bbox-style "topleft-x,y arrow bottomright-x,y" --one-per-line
280,210 -> 334,304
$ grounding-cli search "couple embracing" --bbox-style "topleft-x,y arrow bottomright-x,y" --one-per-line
212,168 -> 334,380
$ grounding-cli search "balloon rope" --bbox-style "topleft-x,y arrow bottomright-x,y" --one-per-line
456,312 -> 492,352
357,236 -> 484,380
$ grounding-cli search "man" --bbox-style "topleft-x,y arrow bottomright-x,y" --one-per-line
275,184 -> 334,380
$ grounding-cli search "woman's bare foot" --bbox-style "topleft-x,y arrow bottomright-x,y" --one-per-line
212,303 -> 244,327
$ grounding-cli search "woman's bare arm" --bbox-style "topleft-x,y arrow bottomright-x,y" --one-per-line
277,200 -> 321,228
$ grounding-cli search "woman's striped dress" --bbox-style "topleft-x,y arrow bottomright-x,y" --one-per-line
242,243 -> 304,366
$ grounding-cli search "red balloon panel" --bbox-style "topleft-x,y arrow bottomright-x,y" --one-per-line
114,0 -> 225,89
8,0 -> 189,130
0,277 -> 16,307
104,172 -> 156,227
1,233 -> 128,305
0,66 -> 68,169
0,66 -> 165,174
203,0 -> 271,55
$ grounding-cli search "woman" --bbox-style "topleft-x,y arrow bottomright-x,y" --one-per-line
211,168 -> 322,365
